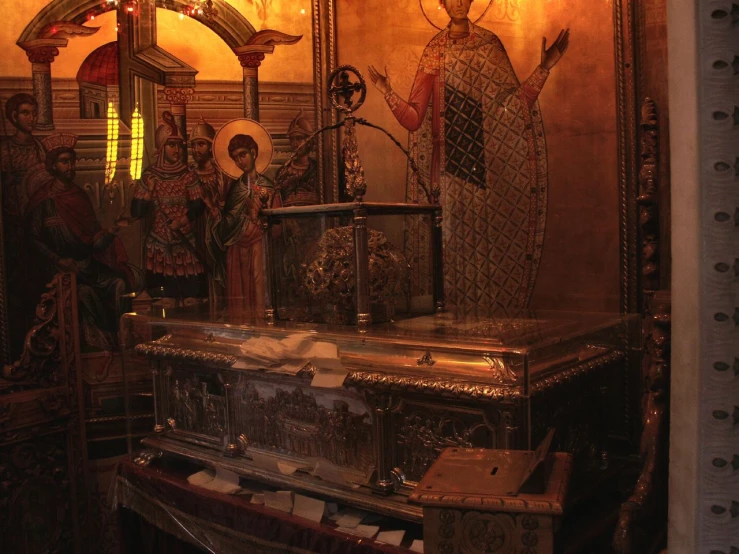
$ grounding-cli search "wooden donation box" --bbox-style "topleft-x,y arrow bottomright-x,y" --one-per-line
122,309 -> 635,523
410,431 -> 571,554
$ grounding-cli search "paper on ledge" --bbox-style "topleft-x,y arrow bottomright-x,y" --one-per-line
187,469 -> 215,487
376,530 -> 405,546
311,459 -> 363,488
334,509 -> 367,529
249,450 -> 311,475
311,368 -> 348,388
199,467 -> 241,494
336,524 -> 380,539
264,490 -> 294,513
292,494 -> 325,523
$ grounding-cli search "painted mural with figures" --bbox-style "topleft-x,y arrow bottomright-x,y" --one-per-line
0,1 -> 315,360
0,0 -> 625,551
368,0 -> 569,314
0,1 -> 315,551
0,0 -> 623,367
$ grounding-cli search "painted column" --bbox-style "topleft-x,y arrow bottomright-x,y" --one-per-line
233,35 -> 302,121
22,45 -> 60,131
237,52 -> 264,120
163,87 -> 193,163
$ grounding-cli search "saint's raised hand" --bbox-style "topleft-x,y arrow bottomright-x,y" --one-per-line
368,65 -> 393,96
541,28 -> 570,71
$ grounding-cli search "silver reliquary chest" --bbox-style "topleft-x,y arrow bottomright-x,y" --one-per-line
122,310 -> 638,521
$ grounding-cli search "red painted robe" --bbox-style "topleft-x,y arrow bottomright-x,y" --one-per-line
26,176 -> 133,349
27,179 -> 131,280
385,24 -> 550,313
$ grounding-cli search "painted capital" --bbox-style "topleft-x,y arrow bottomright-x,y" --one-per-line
24,46 -> 60,65
18,39 -> 66,65
233,43 -> 273,70
233,29 -> 302,69
238,52 -> 266,69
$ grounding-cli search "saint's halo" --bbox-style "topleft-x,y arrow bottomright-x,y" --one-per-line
212,118 -> 274,179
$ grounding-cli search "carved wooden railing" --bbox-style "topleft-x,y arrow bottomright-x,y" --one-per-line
613,99 -> 671,553
3,274 -> 77,386
0,273 -> 89,552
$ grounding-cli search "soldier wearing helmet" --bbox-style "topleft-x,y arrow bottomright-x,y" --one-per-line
189,117 -> 228,218
273,110 -> 321,311
274,110 -> 319,207
189,117 -> 228,301
130,111 -> 207,301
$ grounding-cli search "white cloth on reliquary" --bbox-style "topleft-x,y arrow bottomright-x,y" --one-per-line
238,332 -> 348,387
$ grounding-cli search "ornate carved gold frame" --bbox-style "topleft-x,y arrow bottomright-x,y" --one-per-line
312,0 -> 340,203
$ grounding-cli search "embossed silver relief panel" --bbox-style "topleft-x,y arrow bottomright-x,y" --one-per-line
161,364 -> 376,473
393,400 -> 500,484
163,367 -> 227,447
233,378 -> 375,473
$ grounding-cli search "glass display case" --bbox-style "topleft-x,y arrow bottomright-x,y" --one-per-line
262,202 -> 443,329
122,307 -> 638,521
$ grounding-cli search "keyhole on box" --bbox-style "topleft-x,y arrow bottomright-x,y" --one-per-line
490,466 -> 498,476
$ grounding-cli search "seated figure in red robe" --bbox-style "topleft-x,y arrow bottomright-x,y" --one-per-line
25,133 -> 136,350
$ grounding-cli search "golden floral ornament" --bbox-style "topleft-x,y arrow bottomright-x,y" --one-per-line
302,226 -> 409,324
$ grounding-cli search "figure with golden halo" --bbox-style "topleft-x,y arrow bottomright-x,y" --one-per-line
368,0 -> 569,314
209,119 -> 281,316
130,112 -> 207,301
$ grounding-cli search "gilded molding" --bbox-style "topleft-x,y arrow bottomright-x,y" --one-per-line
637,98 -> 660,291
3,275 -> 74,387
133,344 -> 238,368
613,0 -> 639,313
412,494 -> 565,515
530,350 -> 626,395
345,371 -> 521,401
134,343 -> 624,401
312,0 -> 338,202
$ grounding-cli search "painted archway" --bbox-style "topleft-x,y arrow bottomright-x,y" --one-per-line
16,0 -> 260,129
16,0 -> 299,129
18,0 -> 257,48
